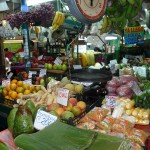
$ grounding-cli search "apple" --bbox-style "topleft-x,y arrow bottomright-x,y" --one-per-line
53,64 -> 58,70
46,103 -> 60,111
40,79 -> 45,86
69,98 -> 78,106
47,63 -> 53,70
62,64 -> 68,71
63,103 -> 73,111
77,101 -> 86,111
57,64 -> 62,70
36,77 -> 40,82
71,106 -> 82,116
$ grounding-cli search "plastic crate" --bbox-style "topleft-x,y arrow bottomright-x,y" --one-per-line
0,94 -> 17,108
61,96 -> 103,126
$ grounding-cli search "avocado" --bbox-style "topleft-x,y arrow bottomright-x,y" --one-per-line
13,105 -> 34,137
25,100 -> 36,116
7,107 -> 18,132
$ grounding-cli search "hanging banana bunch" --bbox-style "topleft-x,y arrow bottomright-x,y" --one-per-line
52,11 -> 65,31
99,0 -> 143,35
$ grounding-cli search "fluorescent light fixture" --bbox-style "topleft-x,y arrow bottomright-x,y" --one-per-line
105,36 -> 118,40
26,0 -> 54,6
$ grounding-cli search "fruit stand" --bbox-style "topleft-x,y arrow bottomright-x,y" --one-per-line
0,0 -> 150,149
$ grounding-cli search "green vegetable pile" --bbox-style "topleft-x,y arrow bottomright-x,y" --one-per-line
133,79 -> 150,109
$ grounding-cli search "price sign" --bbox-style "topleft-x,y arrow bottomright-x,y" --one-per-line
105,96 -> 117,108
57,88 -> 69,106
39,69 -> 47,77
122,58 -> 128,64
34,110 -> 57,130
38,55 -> 43,60
54,57 -> 62,65
110,59 -> 117,65
2,79 -> 10,86
28,71 -> 37,78
19,52 -> 24,57
131,81 -> 143,96
73,65 -> 82,70
7,72 -> 13,79
23,79 -> 32,85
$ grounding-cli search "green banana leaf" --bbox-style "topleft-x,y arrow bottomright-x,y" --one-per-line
15,121 -> 97,150
0,142 -> 9,150
88,132 -> 132,150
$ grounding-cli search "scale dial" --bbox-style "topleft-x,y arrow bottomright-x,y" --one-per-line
76,0 -> 106,20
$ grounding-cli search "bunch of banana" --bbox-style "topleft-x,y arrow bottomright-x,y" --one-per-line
52,11 -> 65,31
100,15 -> 112,35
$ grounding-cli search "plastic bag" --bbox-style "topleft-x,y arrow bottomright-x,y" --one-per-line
105,85 -> 116,93
87,107 -> 109,122
119,75 -> 137,85
76,122 -> 95,130
96,116 -> 115,131
107,77 -> 121,87
127,128 -> 149,146
116,85 -> 133,98
112,118 -> 134,135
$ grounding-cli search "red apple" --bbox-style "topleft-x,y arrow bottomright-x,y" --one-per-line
69,98 -> 78,106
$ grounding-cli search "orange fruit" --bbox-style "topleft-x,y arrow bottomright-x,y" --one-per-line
5,85 -> 11,91
2,89 -> 8,97
10,83 -> 17,91
10,91 -> 17,99
30,85 -> 35,92
24,90 -> 31,95
55,107 -> 65,116
17,81 -> 23,87
16,87 -> 24,93
8,90 -> 13,96
11,79 -> 18,84
23,84 -> 30,90
17,93 -> 24,99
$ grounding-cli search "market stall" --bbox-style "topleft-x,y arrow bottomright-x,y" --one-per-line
0,0 -> 150,149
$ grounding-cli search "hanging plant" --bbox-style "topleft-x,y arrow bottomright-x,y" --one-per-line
7,2 -> 55,29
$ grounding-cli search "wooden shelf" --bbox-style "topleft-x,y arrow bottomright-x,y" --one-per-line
30,68 -> 66,74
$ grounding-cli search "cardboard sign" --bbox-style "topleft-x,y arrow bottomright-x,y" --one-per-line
105,96 -> 117,108
2,79 -> 10,86
34,110 -> 57,130
38,55 -> 43,60
122,58 -> 128,64
39,69 -> 47,77
23,79 -> 32,85
54,57 -> 62,65
57,88 -> 69,106
73,65 -> 82,70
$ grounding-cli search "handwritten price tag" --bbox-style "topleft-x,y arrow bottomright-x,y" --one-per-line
28,71 -> 37,78
54,57 -> 62,65
39,69 -> 47,77
105,96 -> 117,108
34,110 -> 57,130
38,55 -> 43,60
57,88 -> 69,106
2,79 -> 10,86
23,79 -> 32,85
73,65 -> 82,70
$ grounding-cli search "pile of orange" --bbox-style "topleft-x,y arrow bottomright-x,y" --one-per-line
2,79 -> 36,100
